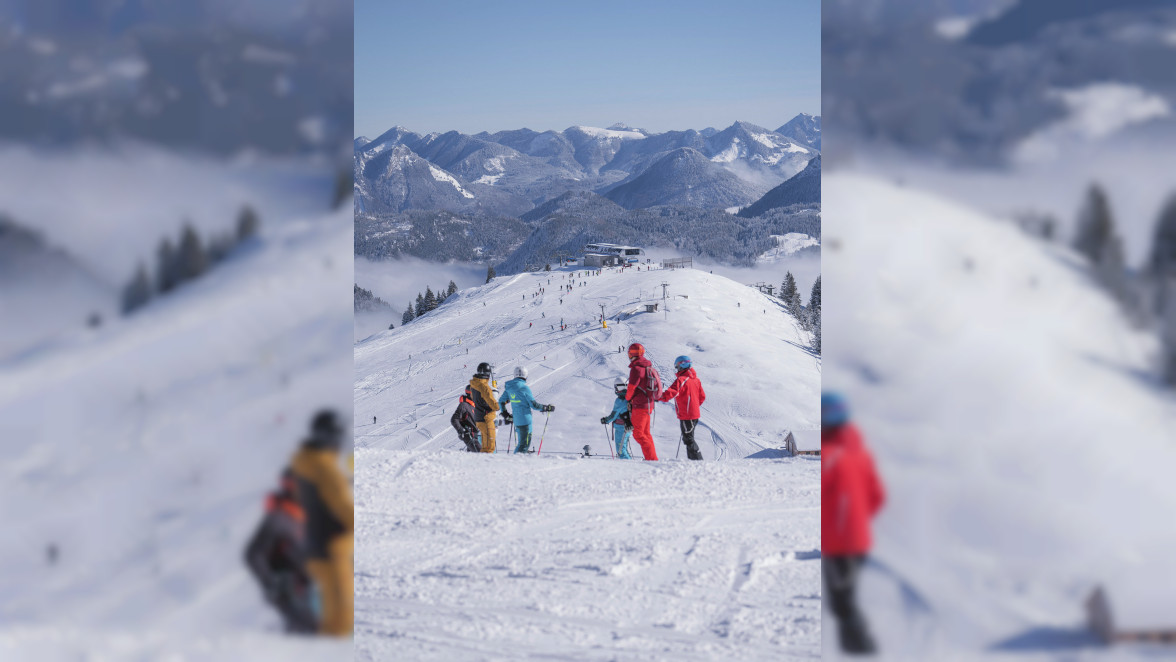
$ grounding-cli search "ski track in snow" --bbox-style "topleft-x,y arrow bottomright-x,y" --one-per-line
355,449 -> 821,661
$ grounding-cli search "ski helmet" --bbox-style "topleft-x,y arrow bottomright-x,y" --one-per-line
614,376 -> 628,396
308,409 -> 344,449
476,362 -> 492,377
627,343 -> 645,359
674,355 -> 692,371
514,366 -> 528,380
821,392 -> 850,428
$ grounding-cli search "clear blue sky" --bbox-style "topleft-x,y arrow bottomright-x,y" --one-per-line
355,0 -> 820,137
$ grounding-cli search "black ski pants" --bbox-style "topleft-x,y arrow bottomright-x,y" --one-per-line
679,419 -> 702,460
823,555 -> 877,654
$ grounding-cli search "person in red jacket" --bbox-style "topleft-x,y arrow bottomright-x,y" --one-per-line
658,355 -> 705,460
624,343 -> 659,460
822,392 -> 885,655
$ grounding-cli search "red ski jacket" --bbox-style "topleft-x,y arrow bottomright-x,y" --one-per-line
822,423 -> 885,556
625,356 -> 656,411
659,368 -> 705,420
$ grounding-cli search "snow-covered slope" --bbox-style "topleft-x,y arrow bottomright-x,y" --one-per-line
355,264 -> 819,459
0,186 -> 353,658
355,448 -> 821,660
823,172 -> 1176,658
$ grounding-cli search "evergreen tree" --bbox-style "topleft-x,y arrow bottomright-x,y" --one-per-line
402,303 -> 415,325
1073,183 -> 1114,265
486,265 -> 496,283
1162,284 -> 1176,386
544,264 -> 551,271
156,238 -> 179,293
332,167 -> 352,210
121,262 -> 152,314
810,302 -> 822,354
424,286 -> 437,312
177,223 -> 207,282
781,272 -> 803,318
447,280 -> 458,297
1149,194 -> 1176,279
808,275 -> 821,311
415,293 -> 426,318
237,205 -> 260,242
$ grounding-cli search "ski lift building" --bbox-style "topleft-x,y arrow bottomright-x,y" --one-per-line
583,243 -> 646,265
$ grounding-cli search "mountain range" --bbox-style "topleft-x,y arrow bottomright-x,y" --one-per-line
354,115 -> 821,273
354,116 -> 819,218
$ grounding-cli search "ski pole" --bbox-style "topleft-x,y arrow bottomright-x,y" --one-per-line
536,412 -> 550,455
508,421 -> 514,454
605,424 -> 614,459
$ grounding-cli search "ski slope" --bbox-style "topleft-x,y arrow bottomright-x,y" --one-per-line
354,448 -> 821,660
823,172 -> 1176,659
354,264 -> 820,459
0,170 -> 353,658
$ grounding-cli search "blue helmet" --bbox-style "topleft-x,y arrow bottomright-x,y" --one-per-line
674,355 -> 692,371
821,392 -> 850,428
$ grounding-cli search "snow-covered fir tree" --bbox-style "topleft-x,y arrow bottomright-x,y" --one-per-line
447,280 -> 458,297
121,262 -> 152,314
402,303 -> 415,325
1073,183 -> 1115,265
486,265 -> 496,283
424,286 -> 437,312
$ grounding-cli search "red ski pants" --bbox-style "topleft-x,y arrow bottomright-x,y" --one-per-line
630,407 -> 658,460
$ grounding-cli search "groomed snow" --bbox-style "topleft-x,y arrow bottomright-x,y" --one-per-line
823,172 -> 1176,658
355,448 -> 821,660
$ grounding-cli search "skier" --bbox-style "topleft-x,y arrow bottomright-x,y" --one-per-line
468,362 -> 500,453
624,343 -> 660,460
600,377 -> 633,458
498,366 -> 553,453
821,392 -> 885,655
288,410 -> 354,636
658,355 -> 705,460
244,469 -> 317,634
449,386 -> 482,452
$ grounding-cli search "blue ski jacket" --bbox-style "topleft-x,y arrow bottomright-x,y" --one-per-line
603,397 -> 630,425
498,377 -> 543,427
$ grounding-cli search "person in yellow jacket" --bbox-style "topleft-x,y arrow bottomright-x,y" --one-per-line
289,410 -> 353,636
468,362 -> 499,453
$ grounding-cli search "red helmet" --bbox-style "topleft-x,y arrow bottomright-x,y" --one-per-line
628,343 -> 645,359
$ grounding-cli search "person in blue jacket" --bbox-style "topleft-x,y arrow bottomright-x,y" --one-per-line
499,366 -> 553,453
600,377 -> 633,459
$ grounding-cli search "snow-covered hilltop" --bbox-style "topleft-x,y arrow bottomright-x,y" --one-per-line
354,262 -> 821,659
823,172 -> 1176,658
356,264 -> 819,457
0,154 -> 353,659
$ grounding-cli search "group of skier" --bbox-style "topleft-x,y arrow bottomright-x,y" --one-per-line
448,343 -> 706,460
244,410 -> 354,636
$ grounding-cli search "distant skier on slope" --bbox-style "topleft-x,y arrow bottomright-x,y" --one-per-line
600,376 -> 634,458
498,366 -> 553,453
469,362 -> 500,453
244,469 -> 317,634
658,355 -> 705,460
625,343 -> 661,460
821,392 -> 885,655
289,410 -> 354,636
449,386 -> 482,452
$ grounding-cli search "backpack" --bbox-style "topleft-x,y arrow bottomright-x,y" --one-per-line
639,363 -> 663,401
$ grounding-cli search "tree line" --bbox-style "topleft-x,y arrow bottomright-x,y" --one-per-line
121,206 -> 260,315
401,281 -> 459,326
779,273 -> 821,354
1064,183 -> 1176,386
